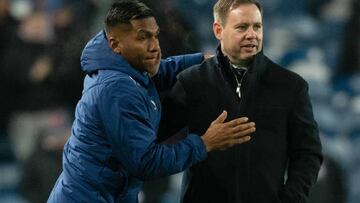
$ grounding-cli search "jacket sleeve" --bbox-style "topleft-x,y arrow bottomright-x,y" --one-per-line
279,79 -> 323,203
153,53 -> 203,92
98,80 -> 206,180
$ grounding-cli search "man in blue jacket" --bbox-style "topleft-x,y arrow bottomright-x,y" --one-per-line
48,1 -> 255,202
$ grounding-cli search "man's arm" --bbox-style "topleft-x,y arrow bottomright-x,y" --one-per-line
280,80 -> 323,202
98,81 -> 206,180
98,80 -> 253,180
153,53 -> 203,92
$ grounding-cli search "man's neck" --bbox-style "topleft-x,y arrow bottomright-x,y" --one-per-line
230,59 -> 251,68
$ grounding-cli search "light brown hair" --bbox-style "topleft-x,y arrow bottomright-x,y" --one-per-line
213,0 -> 263,25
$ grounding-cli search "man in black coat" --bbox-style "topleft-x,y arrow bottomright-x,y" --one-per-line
160,0 -> 323,202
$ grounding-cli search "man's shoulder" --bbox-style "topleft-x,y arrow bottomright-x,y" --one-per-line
98,70 -> 140,87
179,57 -> 217,78
263,56 -> 306,85
86,70 -> 144,101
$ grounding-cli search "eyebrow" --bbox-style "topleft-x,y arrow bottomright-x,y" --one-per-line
137,28 -> 160,36
234,22 -> 262,27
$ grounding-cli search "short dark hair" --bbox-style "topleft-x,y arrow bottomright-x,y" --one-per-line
214,0 -> 262,25
105,0 -> 154,29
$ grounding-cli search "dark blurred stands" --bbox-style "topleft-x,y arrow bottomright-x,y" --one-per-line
0,0 -> 359,203
0,0 -> 96,202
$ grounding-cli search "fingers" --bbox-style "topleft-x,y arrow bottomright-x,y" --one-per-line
219,136 -> 251,150
203,53 -> 214,59
211,110 -> 227,125
224,117 -> 249,128
232,126 -> 256,138
234,135 -> 251,144
205,114 -> 255,152
230,122 -> 255,134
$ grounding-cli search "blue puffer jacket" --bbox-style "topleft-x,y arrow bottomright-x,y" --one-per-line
47,31 -> 207,203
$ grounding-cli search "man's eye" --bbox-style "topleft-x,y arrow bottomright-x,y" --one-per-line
254,25 -> 262,30
237,26 -> 247,31
137,36 -> 146,40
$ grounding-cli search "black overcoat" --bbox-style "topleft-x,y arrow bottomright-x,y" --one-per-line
159,48 -> 323,203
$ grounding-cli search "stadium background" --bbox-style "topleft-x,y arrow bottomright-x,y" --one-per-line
0,0 -> 359,202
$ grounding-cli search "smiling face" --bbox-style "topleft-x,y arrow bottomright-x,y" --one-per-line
107,17 -> 161,77
214,3 -> 263,64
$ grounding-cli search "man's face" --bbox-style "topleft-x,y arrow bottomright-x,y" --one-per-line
108,17 -> 161,77
214,4 -> 263,63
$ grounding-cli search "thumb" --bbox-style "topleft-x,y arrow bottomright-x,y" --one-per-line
211,110 -> 227,125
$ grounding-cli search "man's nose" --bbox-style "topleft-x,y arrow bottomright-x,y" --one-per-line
245,28 -> 257,39
149,38 -> 160,52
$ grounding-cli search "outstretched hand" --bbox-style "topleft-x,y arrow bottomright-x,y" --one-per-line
201,111 -> 255,152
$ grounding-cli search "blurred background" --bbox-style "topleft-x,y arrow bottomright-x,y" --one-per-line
0,0 -> 359,202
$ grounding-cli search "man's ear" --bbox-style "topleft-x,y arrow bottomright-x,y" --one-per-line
213,21 -> 223,40
108,36 -> 122,54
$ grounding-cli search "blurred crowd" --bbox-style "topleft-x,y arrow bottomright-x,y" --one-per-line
0,0 -> 95,202
0,0 -> 359,203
